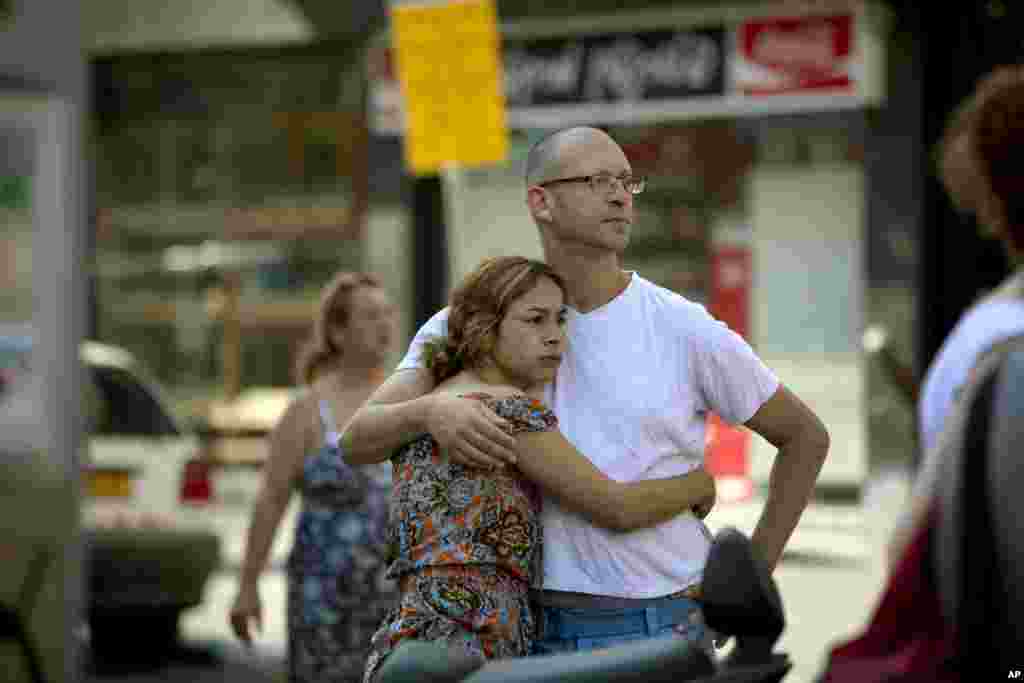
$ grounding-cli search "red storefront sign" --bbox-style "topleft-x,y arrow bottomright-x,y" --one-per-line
733,14 -> 855,96
708,245 -> 751,340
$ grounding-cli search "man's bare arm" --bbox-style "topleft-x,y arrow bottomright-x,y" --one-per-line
340,368 -> 518,468
744,384 -> 830,571
340,369 -> 437,464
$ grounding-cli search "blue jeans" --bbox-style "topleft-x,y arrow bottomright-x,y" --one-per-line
530,596 -> 713,656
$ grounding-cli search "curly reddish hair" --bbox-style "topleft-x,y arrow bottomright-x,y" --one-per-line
422,256 -> 567,384
295,271 -> 383,385
939,65 -> 1024,252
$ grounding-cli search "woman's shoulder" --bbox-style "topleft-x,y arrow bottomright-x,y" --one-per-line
270,388 -> 319,448
432,375 -> 557,432
470,393 -> 558,434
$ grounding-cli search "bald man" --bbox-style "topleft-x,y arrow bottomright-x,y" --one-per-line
343,127 -> 829,656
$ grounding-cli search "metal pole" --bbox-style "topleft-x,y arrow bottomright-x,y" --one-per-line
33,95 -> 86,683
916,3 -> 1014,379
410,173 -> 448,329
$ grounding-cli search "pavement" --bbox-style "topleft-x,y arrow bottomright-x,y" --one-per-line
84,643 -> 284,683
705,467 -> 913,683
81,463 -> 915,683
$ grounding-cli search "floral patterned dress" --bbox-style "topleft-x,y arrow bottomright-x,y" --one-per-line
363,393 -> 558,682
287,398 -> 399,683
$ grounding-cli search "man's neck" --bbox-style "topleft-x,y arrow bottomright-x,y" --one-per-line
545,250 -> 630,313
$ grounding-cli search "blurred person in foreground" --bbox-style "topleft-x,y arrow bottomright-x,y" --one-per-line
363,256 -> 718,681
915,65 -> 1024,459
821,65 -> 1024,681
343,127 -> 830,658
229,271 -> 400,683
894,65 -> 1024,562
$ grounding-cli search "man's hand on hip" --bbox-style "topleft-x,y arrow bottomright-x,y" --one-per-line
691,468 -> 717,519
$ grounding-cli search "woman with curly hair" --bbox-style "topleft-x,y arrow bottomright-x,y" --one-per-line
362,256 -> 718,682
230,271 -> 401,682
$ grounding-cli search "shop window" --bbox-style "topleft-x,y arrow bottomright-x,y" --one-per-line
91,47 -> 371,412
95,124 -> 161,206
615,122 -> 753,303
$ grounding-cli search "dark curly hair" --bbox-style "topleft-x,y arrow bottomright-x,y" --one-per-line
422,256 -> 567,385
938,65 -> 1024,252
295,271 -> 383,385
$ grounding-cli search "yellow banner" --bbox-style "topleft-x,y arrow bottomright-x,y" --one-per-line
390,0 -> 507,175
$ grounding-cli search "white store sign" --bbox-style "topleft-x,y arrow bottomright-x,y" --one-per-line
368,1 -> 885,134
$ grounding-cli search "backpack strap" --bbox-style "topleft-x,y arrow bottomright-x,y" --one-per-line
317,398 -> 342,449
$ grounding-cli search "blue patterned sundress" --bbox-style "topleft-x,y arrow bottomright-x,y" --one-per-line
286,398 -> 398,683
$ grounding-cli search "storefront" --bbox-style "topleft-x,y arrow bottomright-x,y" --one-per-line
369,0 -> 891,492
91,43 -> 412,413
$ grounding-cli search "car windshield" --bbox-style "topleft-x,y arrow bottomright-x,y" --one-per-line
88,364 -> 180,437
2,335 -> 180,437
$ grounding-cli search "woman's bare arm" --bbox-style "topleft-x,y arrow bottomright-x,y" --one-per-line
238,398 -> 309,588
516,430 -> 715,532
340,369 -> 437,465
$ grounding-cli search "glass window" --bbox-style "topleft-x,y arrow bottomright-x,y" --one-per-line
88,365 -> 179,437
0,334 -> 31,401
92,47 -> 371,416
0,129 -> 35,327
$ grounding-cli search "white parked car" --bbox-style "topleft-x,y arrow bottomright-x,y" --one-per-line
0,330 -> 221,670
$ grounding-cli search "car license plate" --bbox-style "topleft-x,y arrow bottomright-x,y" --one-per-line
86,468 -> 135,498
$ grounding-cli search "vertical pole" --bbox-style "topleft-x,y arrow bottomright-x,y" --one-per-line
221,271 -> 242,400
36,97 -> 86,683
917,3 -> 1014,383
410,174 -> 448,330
863,6 -> 925,471
0,3 -> 89,679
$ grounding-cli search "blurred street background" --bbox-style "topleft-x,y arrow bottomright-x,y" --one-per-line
1,0 -> 1022,681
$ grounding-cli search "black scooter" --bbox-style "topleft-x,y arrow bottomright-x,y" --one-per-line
375,526 -> 791,683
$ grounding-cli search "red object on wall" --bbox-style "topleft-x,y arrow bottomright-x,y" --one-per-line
705,242 -> 754,502
708,245 -> 751,339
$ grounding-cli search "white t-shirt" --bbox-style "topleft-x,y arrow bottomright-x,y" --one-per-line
917,297 -> 1024,456
397,273 -> 779,597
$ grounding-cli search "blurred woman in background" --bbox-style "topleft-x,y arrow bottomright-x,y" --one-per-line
230,271 -> 400,683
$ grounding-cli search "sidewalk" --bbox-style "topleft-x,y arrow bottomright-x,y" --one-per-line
707,493 -> 869,564
705,468 -> 913,683
708,465 -> 912,563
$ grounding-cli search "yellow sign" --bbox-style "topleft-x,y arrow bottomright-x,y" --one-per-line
390,0 -> 508,175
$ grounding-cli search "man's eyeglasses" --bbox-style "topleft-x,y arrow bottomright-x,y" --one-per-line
537,173 -> 647,196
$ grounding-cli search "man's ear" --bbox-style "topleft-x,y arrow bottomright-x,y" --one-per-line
526,186 -> 552,222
